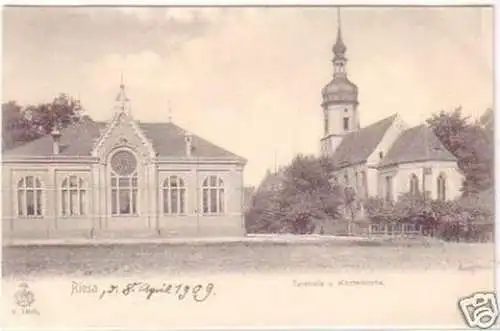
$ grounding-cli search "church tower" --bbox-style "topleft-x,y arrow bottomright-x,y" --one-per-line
320,9 -> 359,156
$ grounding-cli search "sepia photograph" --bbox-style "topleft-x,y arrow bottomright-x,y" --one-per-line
1,4 -> 496,329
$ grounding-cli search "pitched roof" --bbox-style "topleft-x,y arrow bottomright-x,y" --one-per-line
330,114 -> 397,168
4,119 -> 244,161
379,124 -> 457,167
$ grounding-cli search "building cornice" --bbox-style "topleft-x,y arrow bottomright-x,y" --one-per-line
156,156 -> 247,166
2,156 -> 99,164
3,155 -> 247,166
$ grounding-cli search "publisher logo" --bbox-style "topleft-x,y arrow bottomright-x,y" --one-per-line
458,291 -> 498,329
12,283 -> 39,315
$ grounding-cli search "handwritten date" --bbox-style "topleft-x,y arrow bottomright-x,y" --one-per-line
98,282 -> 215,301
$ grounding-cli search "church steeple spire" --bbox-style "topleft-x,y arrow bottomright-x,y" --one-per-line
332,8 -> 347,76
333,8 -> 346,59
320,7 -> 359,156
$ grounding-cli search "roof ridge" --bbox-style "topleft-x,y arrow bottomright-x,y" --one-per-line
362,113 -> 398,129
378,123 -> 456,168
331,113 -> 399,168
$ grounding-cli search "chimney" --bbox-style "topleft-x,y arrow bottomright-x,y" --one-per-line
185,132 -> 193,157
51,126 -> 62,155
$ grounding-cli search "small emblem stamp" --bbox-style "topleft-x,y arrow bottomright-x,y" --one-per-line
12,283 -> 40,316
458,291 -> 498,329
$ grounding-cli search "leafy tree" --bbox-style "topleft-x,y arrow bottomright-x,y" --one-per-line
277,155 -> 343,234
245,155 -> 344,234
26,93 -> 83,135
2,101 -> 41,150
426,107 -> 494,195
478,108 -> 494,136
245,187 -> 282,233
2,94 -> 85,151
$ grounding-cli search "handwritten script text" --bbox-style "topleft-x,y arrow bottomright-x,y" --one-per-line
98,282 -> 215,301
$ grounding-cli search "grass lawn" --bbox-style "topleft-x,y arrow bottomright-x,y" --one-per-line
2,240 -> 494,277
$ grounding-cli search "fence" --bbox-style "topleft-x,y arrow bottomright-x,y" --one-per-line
366,223 -> 422,237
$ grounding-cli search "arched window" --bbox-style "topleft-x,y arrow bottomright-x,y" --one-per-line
344,173 -> 349,186
409,174 -> 419,196
17,176 -> 43,217
163,176 -> 186,215
110,150 -> 138,215
61,176 -> 86,216
437,173 -> 446,201
202,175 -> 224,215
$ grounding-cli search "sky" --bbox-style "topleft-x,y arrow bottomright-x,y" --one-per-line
2,6 -> 494,186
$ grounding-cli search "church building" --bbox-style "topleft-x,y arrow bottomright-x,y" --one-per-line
320,15 -> 463,203
2,83 -> 247,240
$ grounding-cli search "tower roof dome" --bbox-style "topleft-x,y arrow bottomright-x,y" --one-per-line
322,76 -> 358,106
322,8 -> 358,107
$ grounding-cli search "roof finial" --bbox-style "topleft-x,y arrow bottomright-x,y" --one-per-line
337,7 -> 341,33
333,7 -> 347,58
115,73 -> 130,114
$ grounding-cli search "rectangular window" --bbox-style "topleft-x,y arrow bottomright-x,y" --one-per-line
210,188 -> 217,213
132,189 -> 137,214
219,189 -> 225,213
62,190 -> 68,215
343,117 -> 349,131
180,189 -> 185,214
119,178 -> 130,187
70,190 -> 78,215
202,189 -> 209,213
163,189 -> 170,214
17,190 -> 24,216
35,192 -> 42,216
171,189 -> 178,214
119,190 -> 130,214
79,191 -> 86,215
26,190 -> 35,216
385,176 -> 393,202
111,189 -> 117,214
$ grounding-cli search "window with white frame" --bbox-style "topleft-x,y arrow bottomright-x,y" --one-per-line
163,175 -> 186,215
202,175 -> 224,214
17,176 -> 43,217
437,173 -> 447,201
110,150 -> 138,215
61,176 -> 86,216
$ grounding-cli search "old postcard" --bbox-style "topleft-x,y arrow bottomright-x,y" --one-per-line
1,4 -> 496,330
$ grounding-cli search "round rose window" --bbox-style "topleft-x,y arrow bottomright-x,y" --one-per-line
110,150 -> 137,175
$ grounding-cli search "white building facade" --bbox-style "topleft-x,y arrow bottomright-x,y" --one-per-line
3,84 -> 246,240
